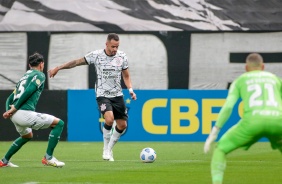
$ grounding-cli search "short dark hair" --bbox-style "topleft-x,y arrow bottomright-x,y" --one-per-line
246,53 -> 263,63
107,33 -> 119,42
29,52 -> 44,66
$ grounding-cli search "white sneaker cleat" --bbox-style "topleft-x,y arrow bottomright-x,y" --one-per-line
103,149 -> 114,161
109,150 -> 114,162
42,156 -> 65,168
0,160 -> 19,168
7,162 -> 19,167
103,149 -> 111,160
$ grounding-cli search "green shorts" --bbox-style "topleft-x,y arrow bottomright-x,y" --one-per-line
217,116 -> 282,154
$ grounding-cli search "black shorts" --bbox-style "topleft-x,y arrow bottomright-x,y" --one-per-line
96,96 -> 128,120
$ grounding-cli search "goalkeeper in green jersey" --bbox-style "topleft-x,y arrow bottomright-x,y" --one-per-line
204,53 -> 282,184
1,52 -> 65,168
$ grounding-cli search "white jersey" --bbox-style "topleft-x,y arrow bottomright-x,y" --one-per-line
84,49 -> 128,97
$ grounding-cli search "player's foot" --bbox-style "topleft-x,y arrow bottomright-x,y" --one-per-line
42,156 -> 65,168
103,149 -> 114,161
102,149 -> 108,160
0,160 -> 19,168
109,155 -> 114,162
103,149 -> 110,160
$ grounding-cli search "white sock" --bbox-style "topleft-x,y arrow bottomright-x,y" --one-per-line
108,127 -> 122,150
103,127 -> 111,150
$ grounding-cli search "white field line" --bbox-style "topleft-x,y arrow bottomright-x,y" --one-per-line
22,183 -> 103,184
13,159 -> 282,163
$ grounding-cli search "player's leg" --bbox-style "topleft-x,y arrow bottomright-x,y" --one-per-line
45,118 -> 64,158
210,127 -> 236,184
101,111 -> 115,161
211,148 -> 226,184
0,110 -> 35,167
0,131 -> 32,168
106,96 -> 128,161
102,111 -> 114,153
96,97 -> 115,160
40,116 -> 65,167
266,118 -> 282,153
104,119 -> 126,162
211,119 -> 262,184
108,119 -> 127,151
19,110 -> 65,167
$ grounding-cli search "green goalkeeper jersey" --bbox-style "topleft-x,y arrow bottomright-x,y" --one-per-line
216,70 -> 282,128
6,69 -> 45,111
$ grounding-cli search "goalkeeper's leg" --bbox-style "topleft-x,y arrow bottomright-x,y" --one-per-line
211,148 -> 226,184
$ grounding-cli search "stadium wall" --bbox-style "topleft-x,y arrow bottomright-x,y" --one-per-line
1,31 -> 282,91
1,31 -> 281,141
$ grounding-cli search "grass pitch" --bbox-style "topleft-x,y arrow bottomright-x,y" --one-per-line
0,141 -> 281,184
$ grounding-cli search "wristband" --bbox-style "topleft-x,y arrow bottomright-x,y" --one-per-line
129,88 -> 133,93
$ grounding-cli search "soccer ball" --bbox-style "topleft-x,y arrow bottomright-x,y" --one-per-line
140,147 -> 157,163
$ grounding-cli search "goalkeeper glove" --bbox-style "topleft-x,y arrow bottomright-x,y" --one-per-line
204,126 -> 220,154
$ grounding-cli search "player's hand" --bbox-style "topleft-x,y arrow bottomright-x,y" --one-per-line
130,91 -> 137,100
3,105 -> 17,119
204,126 -> 220,154
48,67 -> 59,78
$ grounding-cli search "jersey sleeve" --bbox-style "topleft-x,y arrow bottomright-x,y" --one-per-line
122,53 -> 129,70
215,80 -> 240,128
14,73 -> 45,110
84,50 -> 99,65
5,91 -> 15,111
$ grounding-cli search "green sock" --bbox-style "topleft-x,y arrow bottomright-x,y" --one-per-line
46,120 -> 64,159
4,137 -> 31,163
211,148 -> 226,184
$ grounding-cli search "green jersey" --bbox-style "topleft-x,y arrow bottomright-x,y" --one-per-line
216,70 -> 282,128
6,69 -> 45,111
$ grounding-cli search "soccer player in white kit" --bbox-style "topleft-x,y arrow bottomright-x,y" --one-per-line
48,33 -> 137,161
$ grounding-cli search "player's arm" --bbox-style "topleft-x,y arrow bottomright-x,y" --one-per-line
215,94 -> 238,128
122,69 -> 137,100
3,81 -> 38,119
48,57 -> 87,78
5,91 -> 15,111
204,82 -> 239,153
13,81 -> 38,110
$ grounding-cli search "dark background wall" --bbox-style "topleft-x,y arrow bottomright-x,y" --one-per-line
25,31 -> 191,90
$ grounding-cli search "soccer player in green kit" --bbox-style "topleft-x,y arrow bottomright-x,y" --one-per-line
204,53 -> 282,184
1,52 -> 65,168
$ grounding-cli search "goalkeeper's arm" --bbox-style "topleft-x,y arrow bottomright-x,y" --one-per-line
204,94 -> 238,153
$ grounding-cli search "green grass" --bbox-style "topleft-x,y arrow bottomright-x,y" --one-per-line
0,141 -> 281,184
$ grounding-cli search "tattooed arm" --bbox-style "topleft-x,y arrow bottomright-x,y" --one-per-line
48,57 -> 87,78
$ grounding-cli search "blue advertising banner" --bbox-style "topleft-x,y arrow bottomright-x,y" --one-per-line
68,90 -> 243,142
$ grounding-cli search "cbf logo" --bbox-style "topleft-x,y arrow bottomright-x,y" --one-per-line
99,95 -> 132,136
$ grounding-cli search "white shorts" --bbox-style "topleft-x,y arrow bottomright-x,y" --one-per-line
10,110 -> 55,136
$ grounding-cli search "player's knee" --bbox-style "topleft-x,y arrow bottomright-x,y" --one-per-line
215,146 -> 228,156
120,123 -> 127,130
117,122 -> 127,130
22,132 -> 33,139
105,117 -> 114,125
56,120 -> 64,128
